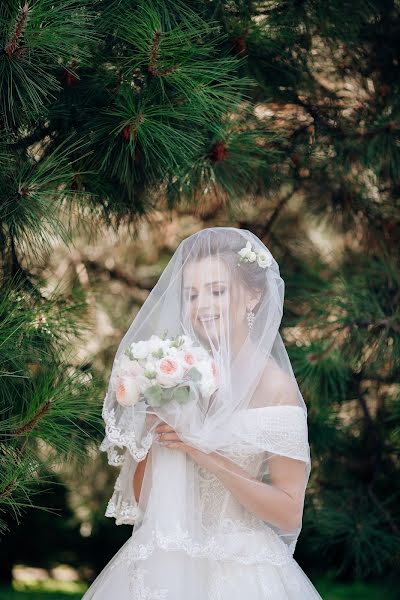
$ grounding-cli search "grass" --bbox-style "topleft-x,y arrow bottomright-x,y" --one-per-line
313,575 -> 397,599
0,575 -> 396,599
0,580 -> 88,599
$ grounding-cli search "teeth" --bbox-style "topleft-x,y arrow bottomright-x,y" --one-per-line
199,316 -> 220,322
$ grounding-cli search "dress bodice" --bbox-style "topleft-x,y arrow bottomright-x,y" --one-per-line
197,405 -> 310,539
198,450 -> 266,532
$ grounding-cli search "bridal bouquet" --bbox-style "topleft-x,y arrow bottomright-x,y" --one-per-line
113,332 -> 219,408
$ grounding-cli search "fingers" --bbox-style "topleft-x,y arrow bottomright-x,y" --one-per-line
164,442 -> 187,450
156,432 -> 181,442
155,423 -> 174,433
154,424 -> 191,452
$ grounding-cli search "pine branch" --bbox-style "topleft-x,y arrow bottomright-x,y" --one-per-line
367,486 -> 399,535
14,400 -> 52,436
148,30 -> 178,77
4,2 -> 30,58
262,185 -> 299,234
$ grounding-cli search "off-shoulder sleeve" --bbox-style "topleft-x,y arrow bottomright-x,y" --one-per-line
229,405 -> 310,463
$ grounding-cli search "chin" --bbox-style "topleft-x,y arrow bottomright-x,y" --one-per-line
193,327 -> 218,347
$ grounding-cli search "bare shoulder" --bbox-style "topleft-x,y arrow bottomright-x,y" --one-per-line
252,358 -> 299,407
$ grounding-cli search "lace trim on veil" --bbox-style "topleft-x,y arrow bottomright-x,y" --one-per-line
101,405 -> 154,462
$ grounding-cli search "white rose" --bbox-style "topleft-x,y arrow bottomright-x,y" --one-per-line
166,346 -> 179,357
247,251 -> 257,262
238,241 -> 252,259
131,340 -> 150,360
191,346 -> 209,361
180,334 -> 194,348
200,377 -> 218,399
148,336 -> 163,352
196,359 -> 213,379
238,248 -> 249,259
143,358 -> 158,375
119,355 -> 144,377
256,251 -> 272,268
118,354 -> 135,373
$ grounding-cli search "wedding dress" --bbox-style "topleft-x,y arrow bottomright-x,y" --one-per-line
81,227 -> 323,599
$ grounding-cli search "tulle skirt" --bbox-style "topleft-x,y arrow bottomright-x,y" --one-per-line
81,537 -> 323,599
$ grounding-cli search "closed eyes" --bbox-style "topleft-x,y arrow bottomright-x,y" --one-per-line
185,289 -> 226,301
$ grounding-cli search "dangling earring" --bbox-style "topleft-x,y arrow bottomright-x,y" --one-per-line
246,307 -> 255,330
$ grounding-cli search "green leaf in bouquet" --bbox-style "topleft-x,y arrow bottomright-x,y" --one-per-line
171,334 -> 184,348
173,386 -> 190,404
186,366 -> 202,382
144,369 -> 157,379
151,348 -> 164,358
143,384 -> 163,407
124,347 -> 134,360
161,329 -> 169,340
160,387 -> 174,404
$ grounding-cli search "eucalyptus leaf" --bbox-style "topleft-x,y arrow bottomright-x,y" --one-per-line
186,366 -> 201,382
173,386 -> 189,404
143,384 -> 163,407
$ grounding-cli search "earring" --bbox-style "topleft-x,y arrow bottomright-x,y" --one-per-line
246,307 -> 255,330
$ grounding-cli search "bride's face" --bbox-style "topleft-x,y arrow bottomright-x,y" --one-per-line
183,257 -> 247,347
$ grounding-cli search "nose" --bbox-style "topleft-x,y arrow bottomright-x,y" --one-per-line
196,291 -> 211,312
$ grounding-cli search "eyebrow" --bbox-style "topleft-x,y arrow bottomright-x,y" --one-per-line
183,280 -> 227,290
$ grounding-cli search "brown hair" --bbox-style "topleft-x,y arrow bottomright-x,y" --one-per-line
181,229 -> 266,307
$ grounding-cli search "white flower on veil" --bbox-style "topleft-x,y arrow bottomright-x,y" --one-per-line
237,241 -> 273,268
256,250 -> 273,268
238,241 -> 256,261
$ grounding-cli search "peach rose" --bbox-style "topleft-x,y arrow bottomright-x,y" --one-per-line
156,358 -> 184,387
115,375 -> 141,407
183,351 -> 196,367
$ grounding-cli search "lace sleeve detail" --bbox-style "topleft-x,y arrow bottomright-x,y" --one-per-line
230,406 -> 310,463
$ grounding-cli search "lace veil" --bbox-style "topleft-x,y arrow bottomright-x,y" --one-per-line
100,227 -> 311,562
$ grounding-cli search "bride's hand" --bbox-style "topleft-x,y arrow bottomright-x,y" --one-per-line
154,422 -> 194,454
154,421 -> 220,472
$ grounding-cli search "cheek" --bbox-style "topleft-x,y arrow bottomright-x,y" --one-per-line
227,292 -> 246,324
217,293 -> 231,320
182,302 -> 195,324
189,303 -> 200,325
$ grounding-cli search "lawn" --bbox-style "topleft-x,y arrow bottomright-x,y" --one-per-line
313,576 -> 397,600
0,580 -> 87,600
0,576 -> 396,599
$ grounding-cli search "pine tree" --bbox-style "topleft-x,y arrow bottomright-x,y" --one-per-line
1,0 -> 399,584
0,0 -> 272,538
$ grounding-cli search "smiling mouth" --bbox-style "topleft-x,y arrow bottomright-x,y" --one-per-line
198,315 -> 220,323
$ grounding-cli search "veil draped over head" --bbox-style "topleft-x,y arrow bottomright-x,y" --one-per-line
100,226 -> 311,572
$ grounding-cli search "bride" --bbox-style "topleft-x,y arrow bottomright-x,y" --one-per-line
82,227 -> 323,599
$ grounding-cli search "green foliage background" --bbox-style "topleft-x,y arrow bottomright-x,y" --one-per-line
0,0 -> 399,587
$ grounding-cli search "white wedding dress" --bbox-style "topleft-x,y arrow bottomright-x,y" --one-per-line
82,407 -> 323,599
